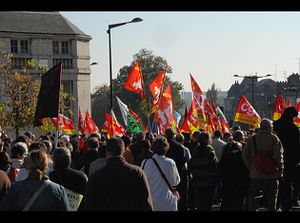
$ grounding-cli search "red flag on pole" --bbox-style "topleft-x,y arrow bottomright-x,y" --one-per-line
78,107 -> 86,134
273,95 -> 287,121
51,114 -> 74,134
124,60 -> 146,108
85,111 -> 99,134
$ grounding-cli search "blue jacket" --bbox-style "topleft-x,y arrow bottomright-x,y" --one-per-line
0,172 -> 70,211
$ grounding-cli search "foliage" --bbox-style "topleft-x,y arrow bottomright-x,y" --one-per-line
206,83 -> 219,106
91,48 -> 185,129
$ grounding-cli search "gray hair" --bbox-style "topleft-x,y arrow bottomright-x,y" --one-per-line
260,118 -> 273,130
52,147 -> 71,168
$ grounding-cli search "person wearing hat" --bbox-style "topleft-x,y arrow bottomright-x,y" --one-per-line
273,106 -> 300,211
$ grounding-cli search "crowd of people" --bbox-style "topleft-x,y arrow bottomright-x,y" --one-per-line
0,106 -> 299,211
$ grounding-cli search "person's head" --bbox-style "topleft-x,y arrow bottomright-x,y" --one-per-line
233,125 -> 241,132
24,131 -> 35,141
260,118 -> 273,130
223,132 -> 233,143
28,150 -> 48,180
11,143 -> 27,159
59,135 -> 70,147
140,139 -> 151,153
28,141 -> 47,153
192,131 -> 200,142
121,135 -> 131,148
165,128 -> 175,139
89,132 -> 102,142
198,132 -> 211,146
52,147 -> 71,169
175,133 -> 185,145
135,131 -> 146,142
15,135 -> 30,146
42,140 -> 53,154
182,132 -> 191,142
281,107 -> 298,122
0,151 -> 12,170
233,130 -> 245,142
39,135 -> 51,141
230,140 -> 243,151
151,136 -> 169,156
105,137 -> 124,158
87,137 -> 99,150
213,130 -> 223,139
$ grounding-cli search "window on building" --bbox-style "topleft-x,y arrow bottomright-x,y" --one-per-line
61,41 -> 69,54
53,41 -> 59,54
20,40 -> 29,53
11,40 -> 18,53
53,58 -> 73,69
11,58 -> 32,69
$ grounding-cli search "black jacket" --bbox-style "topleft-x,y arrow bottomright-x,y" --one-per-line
273,116 -> 300,168
166,138 -> 186,173
85,156 -> 153,211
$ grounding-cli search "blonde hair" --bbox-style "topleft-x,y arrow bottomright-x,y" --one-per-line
28,150 -> 48,180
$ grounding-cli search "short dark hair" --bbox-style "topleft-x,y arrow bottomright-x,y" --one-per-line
151,136 -> 169,156
15,135 -> 29,144
87,137 -> 99,150
197,132 -> 210,145
106,137 -> 124,156
140,139 -> 151,152
182,132 -> 191,141
175,134 -> 185,144
165,128 -> 175,139
52,147 -> 71,168
121,135 -> 131,148
0,151 -> 12,169
11,144 -> 27,158
213,130 -> 222,138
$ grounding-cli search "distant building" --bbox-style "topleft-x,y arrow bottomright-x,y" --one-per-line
0,11 -> 92,135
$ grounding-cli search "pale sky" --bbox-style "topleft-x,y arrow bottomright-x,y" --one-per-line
61,11 -> 300,93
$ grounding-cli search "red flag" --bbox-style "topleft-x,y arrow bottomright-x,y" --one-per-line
273,95 -> 287,121
111,110 -> 126,137
204,100 -> 219,133
294,100 -> 300,127
190,73 -> 206,121
154,85 -> 176,134
181,96 -> 200,134
149,67 -> 167,114
51,114 -> 74,134
287,99 -> 292,107
128,108 -> 141,123
124,60 -> 146,108
234,96 -> 261,128
101,113 -> 113,137
85,111 -> 99,134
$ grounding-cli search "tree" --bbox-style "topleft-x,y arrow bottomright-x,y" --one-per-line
0,46 -> 41,136
91,48 -> 185,129
206,83 -> 219,106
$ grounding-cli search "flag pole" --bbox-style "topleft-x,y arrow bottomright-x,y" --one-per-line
54,62 -> 63,149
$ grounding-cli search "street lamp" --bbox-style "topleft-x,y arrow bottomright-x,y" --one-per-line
90,62 -> 98,66
107,17 -> 143,111
233,73 -> 272,107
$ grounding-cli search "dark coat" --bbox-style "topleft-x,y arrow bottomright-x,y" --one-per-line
166,138 -> 186,173
273,113 -> 300,168
85,156 -> 153,211
0,170 -> 11,203
49,167 -> 88,195
0,172 -> 69,211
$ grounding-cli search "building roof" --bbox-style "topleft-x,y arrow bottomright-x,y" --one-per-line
0,11 -> 91,39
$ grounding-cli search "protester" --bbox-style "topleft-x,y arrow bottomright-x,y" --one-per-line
0,170 -> 11,203
10,143 -> 27,169
130,131 -> 146,163
243,118 -> 283,211
121,135 -> 135,165
273,107 -> 300,211
0,149 -> 70,211
0,151 -> 19,183
212,130 -> 226,162
189,132 -> 218,211
141,136 -> 180,211
78,137 -> 99,176
85,137 -> 153,211
135,139 -> 153,167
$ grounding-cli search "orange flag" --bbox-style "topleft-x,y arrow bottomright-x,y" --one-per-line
234,96 -> 261,128
294,100 -> 300,127
181,95 -> 200,134
51,114 -> 74,134
154,85 -> 176,133
124,60 -> 146,108
149,67 -> 167,114
273,95 -> 287,121
85,111 -> 99,134
190,73 -> 206,121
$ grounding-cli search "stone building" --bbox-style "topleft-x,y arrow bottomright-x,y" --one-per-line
0,11 -> 92,135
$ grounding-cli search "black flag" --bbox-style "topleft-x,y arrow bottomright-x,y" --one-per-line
34,62 -> 62,126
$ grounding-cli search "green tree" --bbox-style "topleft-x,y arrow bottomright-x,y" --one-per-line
0,50 -> 41,136
91,48 -> 185,129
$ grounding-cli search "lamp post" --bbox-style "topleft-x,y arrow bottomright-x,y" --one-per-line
107,17 -> 143,111
233,73 -> 272,107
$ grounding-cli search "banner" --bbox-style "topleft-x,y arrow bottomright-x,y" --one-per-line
273,95 -> 287,121
51,114 -> 74,134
